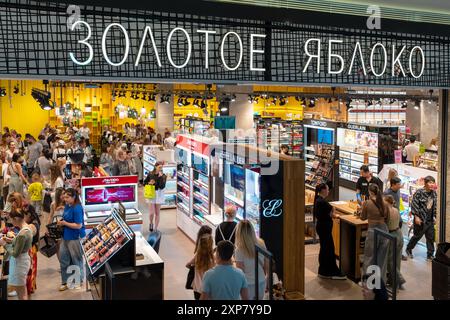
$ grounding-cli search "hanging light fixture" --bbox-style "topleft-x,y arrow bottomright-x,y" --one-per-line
193,99 -> 200,107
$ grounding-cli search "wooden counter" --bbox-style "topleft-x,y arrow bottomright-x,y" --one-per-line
330,201 -> 359,257
339,215 -> 368,282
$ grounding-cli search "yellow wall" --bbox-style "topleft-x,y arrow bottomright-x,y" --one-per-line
0,80 -> 50,137
252,96 -> 304,120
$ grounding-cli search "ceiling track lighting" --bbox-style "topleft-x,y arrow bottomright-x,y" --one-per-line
0,87 -> 6,97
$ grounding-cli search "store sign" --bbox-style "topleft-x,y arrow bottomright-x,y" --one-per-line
347,124 -> 367,131
68,21 -> 426,79
262,199 -> 283,218
81,175 -> 138,187
310,120 -> 328,127
1,2 -> 448,86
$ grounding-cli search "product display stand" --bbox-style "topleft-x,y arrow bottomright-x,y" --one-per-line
337,123 -> 399,190
175,134 -> 218,241
255,117 -> 303,157
81,176 -> 143,232
84,210 -> 164,300
211,143 -> 306,296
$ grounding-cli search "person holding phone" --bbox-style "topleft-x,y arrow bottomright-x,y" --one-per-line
144,161 -> 167,232
57,188 -> 85,291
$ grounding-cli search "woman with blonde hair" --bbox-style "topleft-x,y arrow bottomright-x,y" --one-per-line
235,220 -> 267,300
384,168 -> 398,191
186,230 -> 215,300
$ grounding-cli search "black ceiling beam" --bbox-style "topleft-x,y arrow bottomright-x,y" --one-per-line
45,0 -> 450,38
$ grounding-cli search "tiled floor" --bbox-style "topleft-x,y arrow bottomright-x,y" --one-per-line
15,188 -> 433,300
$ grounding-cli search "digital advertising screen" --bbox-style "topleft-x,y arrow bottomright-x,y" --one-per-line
85,186 -> 136,205
245,169 -> 261,237
224,163 -> 245,206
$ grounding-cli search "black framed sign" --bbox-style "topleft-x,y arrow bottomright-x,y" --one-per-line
0,0 -> 449,87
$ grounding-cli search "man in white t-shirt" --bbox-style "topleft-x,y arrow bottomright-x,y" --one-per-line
403,136 -> 420,162
78,123 -> 91,140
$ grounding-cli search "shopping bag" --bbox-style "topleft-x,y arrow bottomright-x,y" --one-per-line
399,198 -> 405,212
144,184 -> 156,199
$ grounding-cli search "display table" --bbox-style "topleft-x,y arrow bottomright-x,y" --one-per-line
330,201 -> 358,257
338,215 -> 368,283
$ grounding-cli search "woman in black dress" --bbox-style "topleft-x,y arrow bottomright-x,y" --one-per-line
314,183 -> 346,280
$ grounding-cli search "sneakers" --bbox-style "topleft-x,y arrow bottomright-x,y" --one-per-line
401,254 -> 408,261
8,291 -> 17,297
427,255 -> 434,261
59,284 -> 68,292
405,249 -> 414,259
149,224 -> 154,232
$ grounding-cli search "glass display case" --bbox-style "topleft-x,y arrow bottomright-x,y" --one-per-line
224,163 -> 245,221
337,124 -> 399,189
245,169 -> 261,237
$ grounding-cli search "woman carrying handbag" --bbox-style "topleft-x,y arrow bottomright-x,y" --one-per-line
144,162 -> 166,232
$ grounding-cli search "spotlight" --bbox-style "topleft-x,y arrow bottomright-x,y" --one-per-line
346,100 -> 352,109
148,93 -> 156,102
119,91 -> 126,98
271,96 -> 277,105
327,97 -> 333,103
141,92 -> 147,100
220,106 -> 228,112
193,99 -> 200,107
177,96 -> 184,106
401,101 -> 408,108
183,97 -> 191,106
414,104 -> 420,110
308,98 -> 316,108
279,97 -> 287,106
231,94 -> 236,102
201,99 -> 208,109
31,88 -> 54,110
0,88 -> 6,97
160,94 -> 170,104
13,85 -> 19,95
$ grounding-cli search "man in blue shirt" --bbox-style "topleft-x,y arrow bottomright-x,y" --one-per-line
201,241 -> 249,300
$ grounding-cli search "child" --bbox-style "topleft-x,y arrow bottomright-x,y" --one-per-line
28,173 -> 44,216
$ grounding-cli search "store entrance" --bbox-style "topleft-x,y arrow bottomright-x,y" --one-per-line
0,78 -> 441,300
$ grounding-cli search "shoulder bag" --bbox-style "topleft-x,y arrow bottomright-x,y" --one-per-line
185,264 -> 195,290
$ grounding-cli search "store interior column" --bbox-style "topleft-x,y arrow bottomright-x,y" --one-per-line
156,94 -> 174,134
438,89 -> 450,242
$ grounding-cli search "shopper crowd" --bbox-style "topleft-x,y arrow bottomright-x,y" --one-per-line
0,123 -> 176,299
186,206 -> 269,300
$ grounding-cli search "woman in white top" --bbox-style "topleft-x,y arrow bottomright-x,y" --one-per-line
5,141 -> 19,163
235,220 -> 268,300
429,138 -> 438,151
48,164 -> 65,201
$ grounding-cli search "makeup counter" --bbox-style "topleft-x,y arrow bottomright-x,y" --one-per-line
81,208 -> 164,300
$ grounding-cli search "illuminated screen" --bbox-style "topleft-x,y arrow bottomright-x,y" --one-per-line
85,186 -> 135,205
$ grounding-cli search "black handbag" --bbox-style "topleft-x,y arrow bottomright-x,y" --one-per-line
185,265 -> 195,290
39,236 -> 58,258
43,193 -> 52,213
46,221 -> 64,239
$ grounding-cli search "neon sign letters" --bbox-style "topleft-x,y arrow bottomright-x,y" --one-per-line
69,21 -> 426,78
